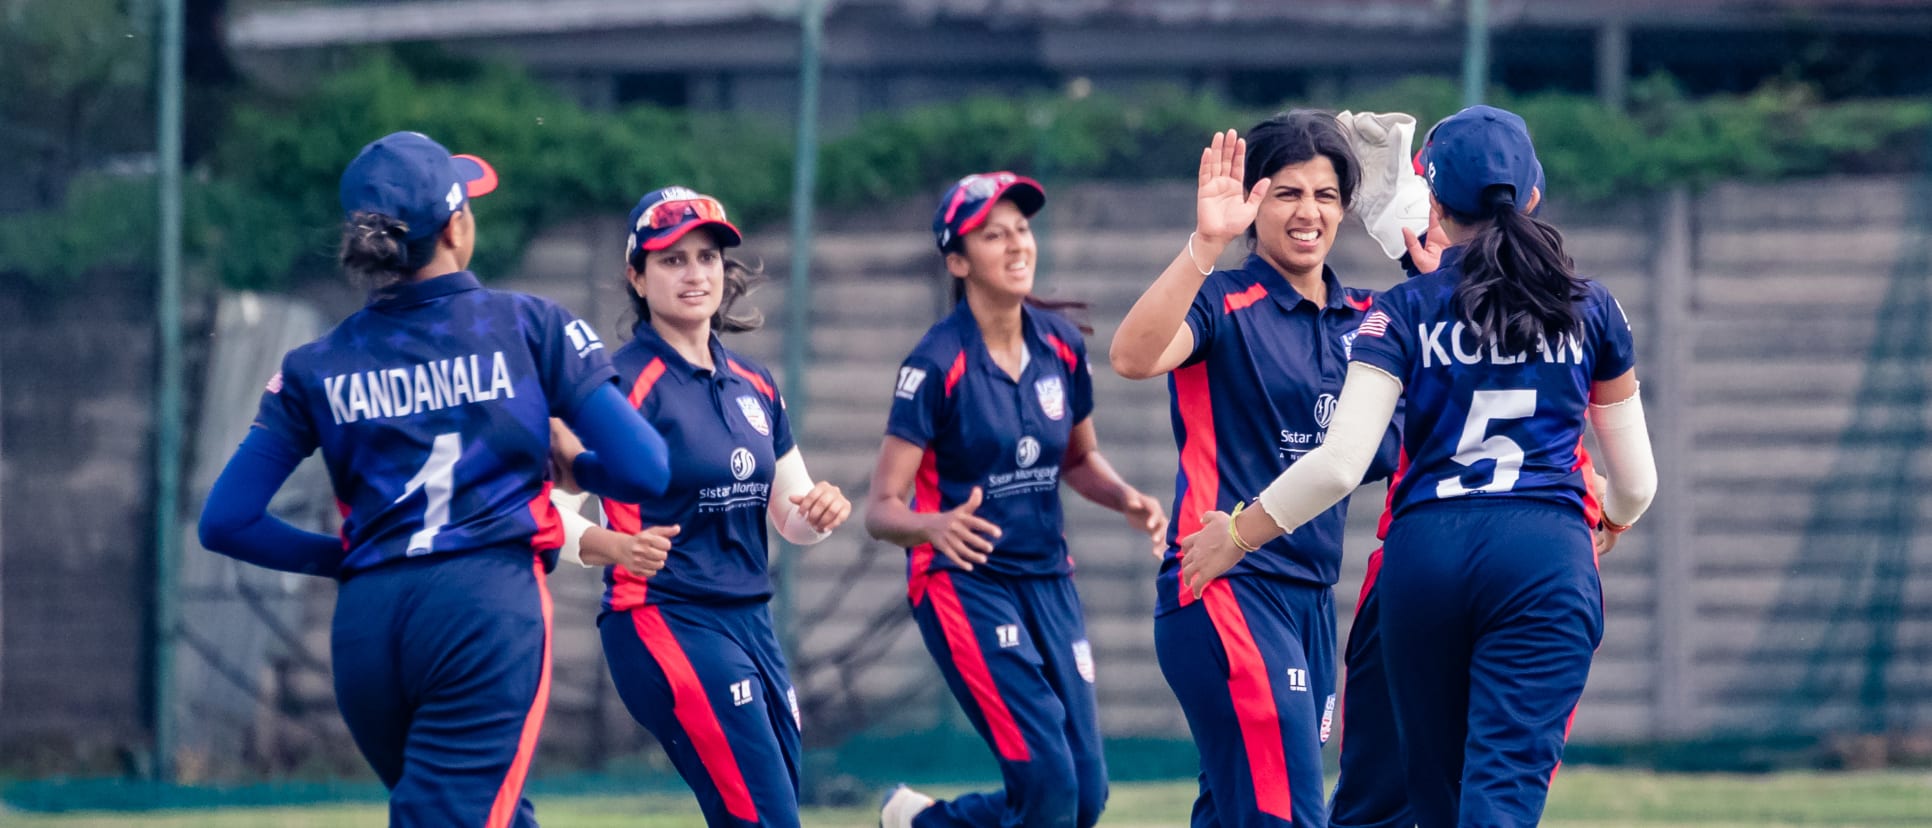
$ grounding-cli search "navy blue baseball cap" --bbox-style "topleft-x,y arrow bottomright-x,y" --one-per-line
338,131 -> 497,240
1413,105 -> 1540,218
626,187 -> 743,259
932,172 -> 1045,253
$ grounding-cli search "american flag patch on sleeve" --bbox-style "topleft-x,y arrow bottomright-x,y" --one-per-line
1356,310 -> 1391,338
265,372 -> 283,394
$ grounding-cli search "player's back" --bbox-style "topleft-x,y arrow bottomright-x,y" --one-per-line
262,272 -> 607,575
1352,252 -> 1635,522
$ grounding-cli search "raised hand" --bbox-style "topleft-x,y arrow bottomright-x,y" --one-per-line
922,486 -> 1002,571
790,480 -> 853,534
1197,129 -> 1271,246
1401,209 -> 1450,274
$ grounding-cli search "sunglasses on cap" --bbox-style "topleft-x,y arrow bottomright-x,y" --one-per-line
639,196 -> 730,232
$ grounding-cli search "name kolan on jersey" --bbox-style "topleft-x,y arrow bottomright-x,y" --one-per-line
324,351 -> 516,424
1419,322 -> 1585,368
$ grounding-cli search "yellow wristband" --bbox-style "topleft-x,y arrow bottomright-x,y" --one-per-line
1228,502 -> 1261,553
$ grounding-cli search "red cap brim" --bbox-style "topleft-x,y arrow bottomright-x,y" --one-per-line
453,154 -> 498,198
639,219 -> 744,252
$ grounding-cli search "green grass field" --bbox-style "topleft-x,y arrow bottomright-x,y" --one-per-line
5,769 -> 1929,827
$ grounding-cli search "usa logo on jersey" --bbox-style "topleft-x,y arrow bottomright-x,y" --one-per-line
1035,376 -> 1065,420
736,395 -> 770,436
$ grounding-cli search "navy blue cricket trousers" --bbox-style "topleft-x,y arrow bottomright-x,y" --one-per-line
331,546 -> 552,828
599,601 -> 802,828
1380,500 -> 1601,828
1155,575 -> 1336,828
909,570 -> 1108,828
1329,548 -> 1409,828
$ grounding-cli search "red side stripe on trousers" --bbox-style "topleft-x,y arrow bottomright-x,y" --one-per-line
632,607 -> 760,822
928,572 -> 1031,762
1201,580 -> 1293,820
486,559 -> 553,828
1549,704 -> 1582,785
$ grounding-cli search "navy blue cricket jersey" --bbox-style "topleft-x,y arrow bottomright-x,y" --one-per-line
886,304 -> 1096,594
1158,255 -> 1398,614
251,271 -> 617,576
1351,248 -> 1636,520
601,323 -> 795,611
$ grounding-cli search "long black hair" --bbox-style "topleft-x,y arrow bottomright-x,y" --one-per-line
1442,186 -> 1588,353
625,233 -> 764,334
1241,109 -> 1361,247
339,211 -> 438,291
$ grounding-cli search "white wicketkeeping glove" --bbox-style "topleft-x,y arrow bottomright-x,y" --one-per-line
1336,110 -> 1433,260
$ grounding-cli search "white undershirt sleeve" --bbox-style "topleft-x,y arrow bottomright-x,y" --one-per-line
1588,386 -> 1657,528
1256,362 -> 1404,533
549,488 -> 599,568
768,448 -> 832,546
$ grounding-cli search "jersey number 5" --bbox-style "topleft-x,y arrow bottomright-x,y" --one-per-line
397,432 -> 461,556
1436,389 -> 1535,498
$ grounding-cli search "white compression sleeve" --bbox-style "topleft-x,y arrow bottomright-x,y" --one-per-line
550,488 -> 598,568
1589,387 -> 1658,528
1256,362 -> 1404,533
768,448 -> 832,546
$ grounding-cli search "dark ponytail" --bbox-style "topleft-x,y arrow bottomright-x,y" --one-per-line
625,246 -> 765,335
340,211 -> 436,291
1448,185 -> 1588,354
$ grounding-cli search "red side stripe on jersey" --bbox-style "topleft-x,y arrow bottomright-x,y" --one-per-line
604,500 -> 649,609
628,358 -> 667,409
1375,448 -> 1410,542
1044,333 -> 1079,372
726,358 -> 776,401
527,480 -> 564,553
632,607 -> 759,822
928,571 -> 1031,762
943,350 -> 969,397
1342,292 -> 1374,312
1173,362 -> 1219,609
1223,283 -> 1268,313
335,499 -> 352,551
1202,580 -> 1293,819
606,360 -> 666,610
1573,437 -> 1604,530
486,559 -> 552,828
907,448 -> 941,605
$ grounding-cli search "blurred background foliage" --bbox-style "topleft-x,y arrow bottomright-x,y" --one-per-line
3,21 -> 1928,293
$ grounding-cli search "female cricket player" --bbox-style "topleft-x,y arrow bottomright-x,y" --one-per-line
1110,111 -> 1398,827
1183,105 -> 1658,828
197,131 -> 672,827
547,187 -> 852,828
866,172 -> 1168,828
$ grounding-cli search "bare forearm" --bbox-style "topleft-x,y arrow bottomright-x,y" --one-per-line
1112,240 -> 1221,378
865,497 -> 931,548
1063,451 -> 1135,514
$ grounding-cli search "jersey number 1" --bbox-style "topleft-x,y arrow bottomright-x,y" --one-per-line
397,432 -> 460,556
1436,389 -> 1534,498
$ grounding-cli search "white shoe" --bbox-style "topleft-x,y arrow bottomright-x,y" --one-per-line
879,784 -> 935,828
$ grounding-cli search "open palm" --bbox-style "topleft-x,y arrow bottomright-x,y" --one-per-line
1197,129 -> 1269,244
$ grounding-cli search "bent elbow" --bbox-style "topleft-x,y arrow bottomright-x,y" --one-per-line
1108,348 -> 1156,381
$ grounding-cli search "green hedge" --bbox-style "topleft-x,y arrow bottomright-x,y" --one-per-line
4,54 -> 1928,291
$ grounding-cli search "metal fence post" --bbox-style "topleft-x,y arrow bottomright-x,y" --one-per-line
1651,187 -> 1696,738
